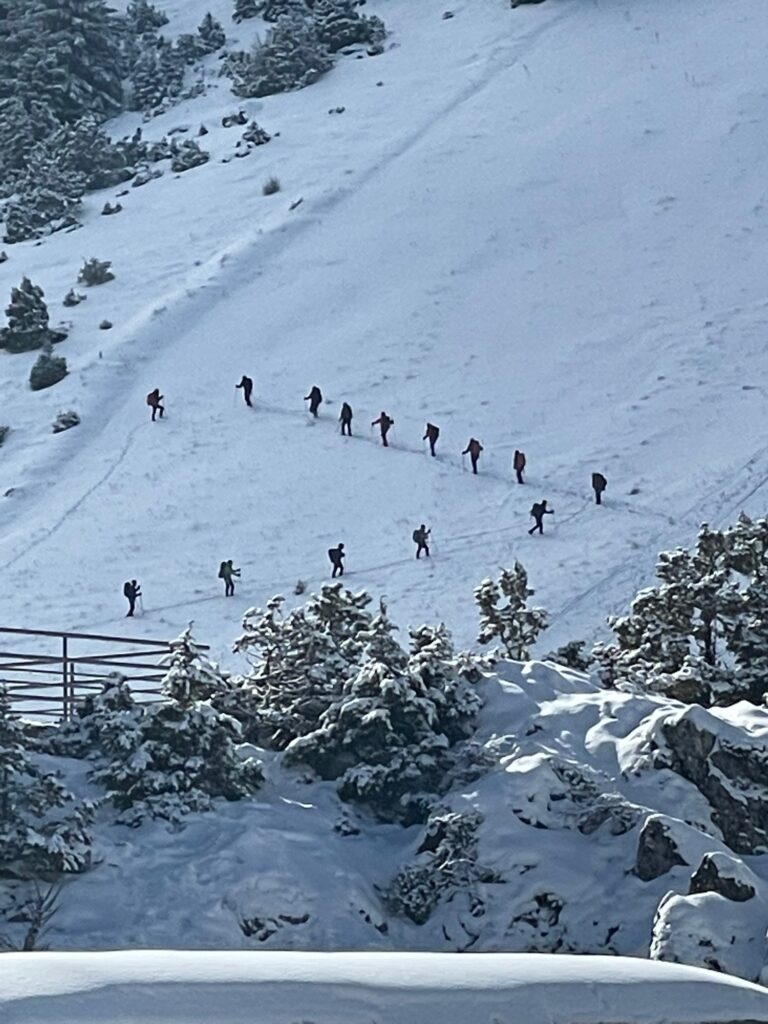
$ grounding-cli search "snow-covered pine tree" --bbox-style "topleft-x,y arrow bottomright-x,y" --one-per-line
29,344 -> 68,391
241,120 -> 272,146
228,585 -> 373,746
45,676 -> 141,760
129,36 -> 185,112
285,619 -> 482,824
170,138 -> 210,172
3,147 -> 85,243
233,0 -> 260,22
0,97 -> 59,189
39,117 -> 137,191
256,0 -> 309,22
593,520 -> 766,705
0,278 -> 67,353
312,0 -> 385,54
226,12 -> 332,98
0,687 -> 91,877
13,0 -> 124,123
125,0 -> 169,35
78,257 -> 114,286
197,13 -> 226,54
94,629 -> 262,824
474,563 -> 549,660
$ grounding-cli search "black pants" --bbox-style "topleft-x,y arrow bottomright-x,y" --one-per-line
416,543 -> 430,559
126,598 -> 136,617
151,406 -> 164,421
516,469 -> 524,484
529,520 -> 543,535
310,402 -> 320,418
594,490 -> 603,505
428,439 -> 436,456
244,390 -> 253,407
341,420 -> 352,436
224,579 -> 235,596
471,456 -> 478,474
381,431 -> 390,447
331,563 -> 344,578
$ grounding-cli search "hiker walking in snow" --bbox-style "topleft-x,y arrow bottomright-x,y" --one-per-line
592,472 -> 607,505
413,524 -> 431,559
462,438 -> 483,474
528,499 -> 554,535
339,402 -> 353,436
123,579 -> 141,617
218,559 -> 241,597
513,449 -> 526,484
371,411 -> 394,447
423,422 -> 440,457
146,388 -> 164,421
328,543 -> 345,578
236,375 -> 253,407
305,385 -> 322,418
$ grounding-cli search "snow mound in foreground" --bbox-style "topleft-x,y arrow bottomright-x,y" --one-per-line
2,951 -> 768,1024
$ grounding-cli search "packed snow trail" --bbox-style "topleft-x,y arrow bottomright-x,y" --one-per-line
0,0 -> 766,661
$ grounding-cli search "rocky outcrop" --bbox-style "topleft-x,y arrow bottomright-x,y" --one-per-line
661,709 -> 768,854
689,852 -> 756,902
635,815 -> 688,881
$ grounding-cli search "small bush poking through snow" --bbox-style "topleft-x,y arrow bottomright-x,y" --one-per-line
0,426 -> 9,446
52,410 -> 80,434
263,176 -> 281,195
78,258 -> 114,287
29,350 -> 68,392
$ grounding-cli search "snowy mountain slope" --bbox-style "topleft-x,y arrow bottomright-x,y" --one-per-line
0,0 -> 766,660
4,951 -> 768,1024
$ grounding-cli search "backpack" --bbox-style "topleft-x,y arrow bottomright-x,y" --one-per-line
218,561 -> 227,579
530,503 -> 541,518
593,473 -> 607,490
146,392 -> 153,406
412,529 -> 421,544
123,581 -> 132,598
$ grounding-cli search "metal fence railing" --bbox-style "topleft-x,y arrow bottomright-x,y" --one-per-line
0,626 -> 176,720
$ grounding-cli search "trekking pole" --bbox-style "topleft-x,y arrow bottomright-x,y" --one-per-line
138,594 -> 144,615
232,387 -> 237,408
461,453 -> 466,472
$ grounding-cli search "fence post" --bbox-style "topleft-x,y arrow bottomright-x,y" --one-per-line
62,635 -> 69,720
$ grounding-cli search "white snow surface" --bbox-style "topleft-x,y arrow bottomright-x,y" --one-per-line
0,0 -> 767,659
2,951 -> 768,1024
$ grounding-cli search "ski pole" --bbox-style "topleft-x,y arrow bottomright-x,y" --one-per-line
138,594 -> 144,615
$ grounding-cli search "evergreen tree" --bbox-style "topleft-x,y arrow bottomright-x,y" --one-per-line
170,138 -> 210,172
78,257 -> 114,286
233,0 -> 260,22
0,278 -> 67,354
93,629 -> 263,824
129,36 -> 185,111
284,620 -> 481,824
197,13 -> 226,54
229,585 -> 373,746
257,0 -> 309,21
594,518 -> 768,705
12,0 -> 124,123
39,117 -> 138,191
29,346 -> 68,391
312,0 -> 385,53
3,149 -> 85,243
226,12 -> 332,98
0,687 -> 91,877
474,563 -> 548,660
125,0 -> 169,34
0,97 -> 59,188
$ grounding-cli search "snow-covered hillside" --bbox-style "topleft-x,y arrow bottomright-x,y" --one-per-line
4,951 -> 768,1024
1,0 -> 767,659
2,0 -> 768,990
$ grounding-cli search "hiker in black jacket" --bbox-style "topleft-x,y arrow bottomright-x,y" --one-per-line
123,579 -> 141,617
423,423 -> 440,457
339,402 -> 353,436
413,524 -> 431,559
592,472 -> 607,505
528,500 -> 554,535
236,375 -> 253,407
372,411 -> 394,447
305,386 -> 323,417
328,543 -> 345,578
218,559 -> 241,596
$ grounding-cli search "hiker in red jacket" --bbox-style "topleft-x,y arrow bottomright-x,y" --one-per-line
462,438 -> 483,474
513,449 -> 526,484
146,388 -> 164,421
372,411 -> 394,447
